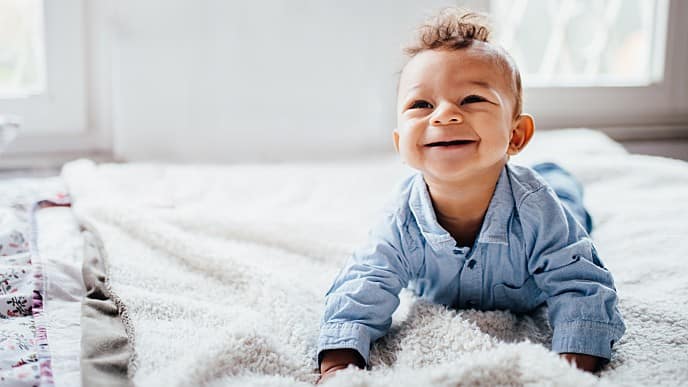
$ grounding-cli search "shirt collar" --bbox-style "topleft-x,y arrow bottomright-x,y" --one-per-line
409,164 -> 514,252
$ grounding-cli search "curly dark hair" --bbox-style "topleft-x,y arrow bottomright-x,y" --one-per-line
403,8 -> 523,118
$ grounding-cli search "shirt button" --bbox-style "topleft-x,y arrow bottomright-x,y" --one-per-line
467,259 -> 476,269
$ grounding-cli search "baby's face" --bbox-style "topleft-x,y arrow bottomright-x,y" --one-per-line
395,45 -> 519,182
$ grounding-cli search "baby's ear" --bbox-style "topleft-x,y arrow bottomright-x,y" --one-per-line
507,114 -> 535,155
393,129 -> 401,153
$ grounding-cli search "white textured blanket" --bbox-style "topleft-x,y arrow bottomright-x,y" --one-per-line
62,129 -> 688,386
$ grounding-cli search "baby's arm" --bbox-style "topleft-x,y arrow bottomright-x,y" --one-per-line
521,187 -> 626,369
317,211 -> 419,380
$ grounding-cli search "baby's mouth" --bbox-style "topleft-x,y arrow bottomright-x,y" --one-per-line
425,139 -> 476,147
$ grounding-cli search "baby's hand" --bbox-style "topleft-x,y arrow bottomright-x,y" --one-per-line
316,364 -> 350,384
560,353 -> 601,373
317,349 -> 365,384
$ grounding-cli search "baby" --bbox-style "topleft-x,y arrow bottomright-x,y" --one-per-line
317,7 -> 625,382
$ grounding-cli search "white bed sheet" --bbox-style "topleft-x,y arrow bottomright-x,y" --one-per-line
37,206 -> 85,387
60,128 -> 688,386
0,177 -> 84,387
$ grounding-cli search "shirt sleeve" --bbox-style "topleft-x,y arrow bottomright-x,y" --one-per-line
520,186 -> 626,361
317,210 -> 421,367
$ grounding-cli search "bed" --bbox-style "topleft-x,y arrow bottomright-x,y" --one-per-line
1,128 -> 686,386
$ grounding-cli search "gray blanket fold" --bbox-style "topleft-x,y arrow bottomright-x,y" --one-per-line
81,229 -> 135,387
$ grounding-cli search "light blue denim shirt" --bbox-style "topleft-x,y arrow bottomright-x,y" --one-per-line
317,163 -> 625,365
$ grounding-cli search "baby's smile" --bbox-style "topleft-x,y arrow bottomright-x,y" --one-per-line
423,139 -> 479,158
423,138 -> 478,147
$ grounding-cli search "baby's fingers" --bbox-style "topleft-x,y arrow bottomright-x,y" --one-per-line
316,365 -> 349,384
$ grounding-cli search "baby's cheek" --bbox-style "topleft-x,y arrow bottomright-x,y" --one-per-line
400,149 -> 424,169
480,134 -> 510,152
399,138 -> 417,155
399,149 -> 417,165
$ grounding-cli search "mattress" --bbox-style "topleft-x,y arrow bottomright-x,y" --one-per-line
1,128 -> 686,386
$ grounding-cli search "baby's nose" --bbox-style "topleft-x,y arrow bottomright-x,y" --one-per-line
433,116 -> 462,125
433,108 -> 464,125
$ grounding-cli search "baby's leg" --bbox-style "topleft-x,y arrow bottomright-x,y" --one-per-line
531,162 -> 593,234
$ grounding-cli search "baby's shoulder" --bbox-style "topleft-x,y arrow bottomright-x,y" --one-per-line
374,173 -> 425,239
381,173 -> 418,213
364,174 -> 423,250
506,163 -> 555,207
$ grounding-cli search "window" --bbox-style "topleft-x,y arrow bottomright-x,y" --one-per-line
483,0 -> 687,133
0,0 -> 46,97
0,0 -> 103,158
491,0 -> 668,87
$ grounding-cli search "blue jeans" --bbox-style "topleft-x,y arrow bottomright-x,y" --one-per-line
531,162 -> 593,234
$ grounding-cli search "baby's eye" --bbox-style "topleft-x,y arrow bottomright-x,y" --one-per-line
409,100 -> 433,109
461,95 -> 487,104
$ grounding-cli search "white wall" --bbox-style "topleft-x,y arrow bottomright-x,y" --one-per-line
90,1 -> 688,163
103,0 -> 459,162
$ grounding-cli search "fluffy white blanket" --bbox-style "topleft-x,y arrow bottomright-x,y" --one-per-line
62,129 -> 688,386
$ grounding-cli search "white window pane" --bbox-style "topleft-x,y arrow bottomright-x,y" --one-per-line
491,0 -> 669,87
0,0 -> 46,97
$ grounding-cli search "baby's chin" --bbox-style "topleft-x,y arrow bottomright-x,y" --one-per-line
417,163 -> 477,183
418,159 -> 505,184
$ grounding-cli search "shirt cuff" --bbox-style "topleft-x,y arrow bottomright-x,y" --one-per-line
317,321 -> 372,368
551,320 -> 624,361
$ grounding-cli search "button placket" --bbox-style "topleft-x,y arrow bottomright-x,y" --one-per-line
458,255 -> 483,309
